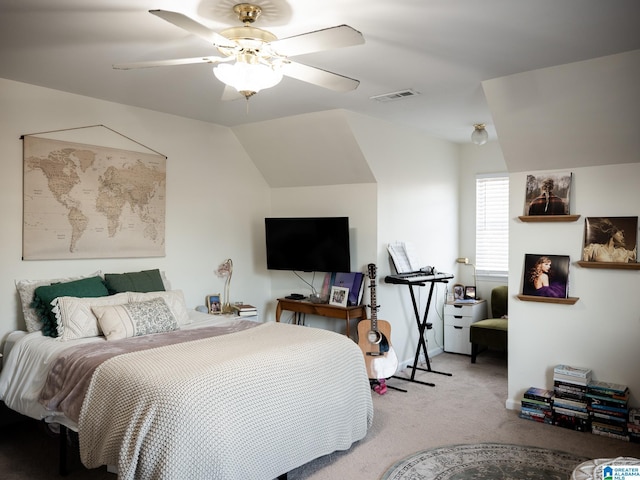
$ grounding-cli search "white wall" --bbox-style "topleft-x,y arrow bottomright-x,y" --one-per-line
345,112 -> 460,365
267,182 -> 378,330
458,144 -> 640,409
484,49 -> 640,173
262,111 -> 462,367
458,141 -> 509,302
508,163 -> 640,408
0,78 -> 272,340
232,110 -> 375,188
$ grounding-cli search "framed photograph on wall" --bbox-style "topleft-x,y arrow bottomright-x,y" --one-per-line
453,284 -> 465,301
524,172 -> 572,216
206,294 -> 222,314
329,286 -> 349,307
522,254 -> 570,298
582,216 -> 638,263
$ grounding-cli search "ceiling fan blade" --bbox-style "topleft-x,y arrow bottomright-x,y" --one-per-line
281,61 -> 360,92
149,9 -> 236,49
113,56 -> 227,70
270,25 -> 364,57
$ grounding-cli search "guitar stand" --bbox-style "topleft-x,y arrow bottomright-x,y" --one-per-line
390,279 -> 452,388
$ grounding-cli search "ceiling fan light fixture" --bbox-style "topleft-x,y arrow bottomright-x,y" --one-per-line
213,61 -> 283,98
471,123 -> 489,146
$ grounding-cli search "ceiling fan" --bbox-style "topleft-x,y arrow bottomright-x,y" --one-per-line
114,4 -> 365,99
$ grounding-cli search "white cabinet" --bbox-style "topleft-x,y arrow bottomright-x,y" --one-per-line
444,300 -> 487,355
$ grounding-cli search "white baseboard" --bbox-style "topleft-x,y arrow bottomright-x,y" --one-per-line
397,346 -> 444,371
505,398 -> 520,411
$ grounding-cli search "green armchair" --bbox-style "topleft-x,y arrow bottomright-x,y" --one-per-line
470,285 -> 508,363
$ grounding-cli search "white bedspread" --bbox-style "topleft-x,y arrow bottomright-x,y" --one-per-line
0,310 -> 245,424
0,310 -> 260,430
0,330 -> 104,422
79,322 -> 373,480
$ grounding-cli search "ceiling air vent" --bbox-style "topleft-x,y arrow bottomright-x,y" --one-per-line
370,89 -> 420,102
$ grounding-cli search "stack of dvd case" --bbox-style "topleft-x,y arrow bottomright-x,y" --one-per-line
552,364 -> 591,431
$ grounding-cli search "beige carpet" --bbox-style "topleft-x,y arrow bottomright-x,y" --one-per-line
1,350 -> 638,479
288,351 -> 639,479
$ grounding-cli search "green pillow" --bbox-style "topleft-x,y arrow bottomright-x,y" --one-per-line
104,269 -> 165,295
33,276 -> 109,337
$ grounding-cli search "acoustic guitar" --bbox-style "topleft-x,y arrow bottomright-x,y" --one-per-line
357,263 -> 398,380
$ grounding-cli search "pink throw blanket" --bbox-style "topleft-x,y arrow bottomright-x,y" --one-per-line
39,321 -> 259,423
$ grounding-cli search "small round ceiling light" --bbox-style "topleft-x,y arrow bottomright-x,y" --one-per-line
471,123 -> 489,146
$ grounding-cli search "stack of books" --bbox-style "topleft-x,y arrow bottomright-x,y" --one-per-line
552,364 -> 591,431
586,380 -> 630,442
232,304 -> 258,317
520,387 -> 554,424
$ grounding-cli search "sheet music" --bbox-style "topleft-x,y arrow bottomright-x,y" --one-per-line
387,242 -> 422,273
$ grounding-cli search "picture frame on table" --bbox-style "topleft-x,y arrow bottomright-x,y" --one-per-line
453,284 -> 465,301
329,286 -> 349,307
206,294 -> 222,314
464,286 -> 476,300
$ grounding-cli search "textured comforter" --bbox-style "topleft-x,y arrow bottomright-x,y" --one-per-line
40,321 -> 259,423
77,322 -> 373,480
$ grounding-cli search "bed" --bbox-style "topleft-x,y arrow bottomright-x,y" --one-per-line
0,271 -> 373,480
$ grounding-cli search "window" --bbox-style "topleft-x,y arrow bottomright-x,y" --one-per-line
475,175 -> 509,276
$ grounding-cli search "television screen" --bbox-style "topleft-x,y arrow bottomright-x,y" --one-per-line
265,217 -> 351,272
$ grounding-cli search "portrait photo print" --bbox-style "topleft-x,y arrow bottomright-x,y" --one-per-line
206,294 -> 222,314
582,216 -> 638,263
522,254 -> 570,298
329,286 -> 349,307
524,172 -> 572,216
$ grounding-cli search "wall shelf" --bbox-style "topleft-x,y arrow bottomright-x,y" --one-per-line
518,215 -> 581,223
576,261 -> 640,270
516,294 -> 579,305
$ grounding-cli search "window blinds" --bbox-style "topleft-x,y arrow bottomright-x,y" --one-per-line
475,175 -> 509,275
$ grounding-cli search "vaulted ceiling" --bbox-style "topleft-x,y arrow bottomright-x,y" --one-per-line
1,0 -> 639,148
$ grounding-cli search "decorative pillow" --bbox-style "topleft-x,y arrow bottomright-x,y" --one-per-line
52,292 -> 130,341
104,269 -> 166,295
16,270 -> 103,333
159,271 -> 171,291
128,290 -> 191,325
92,298 -> 178,341
33,276 -> 110,337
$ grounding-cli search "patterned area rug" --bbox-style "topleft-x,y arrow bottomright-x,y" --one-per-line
381,443 -> 589,480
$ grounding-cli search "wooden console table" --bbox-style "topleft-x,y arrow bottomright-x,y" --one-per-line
275,298 -> 367,339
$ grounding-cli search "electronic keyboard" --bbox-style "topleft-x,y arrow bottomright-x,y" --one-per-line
384,271 -> 453,284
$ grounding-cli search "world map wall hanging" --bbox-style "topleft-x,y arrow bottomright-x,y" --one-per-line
22,135 -> 166,260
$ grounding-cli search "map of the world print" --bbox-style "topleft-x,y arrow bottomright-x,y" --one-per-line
23,136 -> 166,259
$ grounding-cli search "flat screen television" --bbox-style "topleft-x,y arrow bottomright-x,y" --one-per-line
265,217 -> 351,272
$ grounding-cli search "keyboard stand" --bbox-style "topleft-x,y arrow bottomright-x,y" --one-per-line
385,273 -> 454,387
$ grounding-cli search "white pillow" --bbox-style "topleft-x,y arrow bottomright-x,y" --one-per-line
127,290 -> 191,325
15,270 -> 103,333
92,298 -> 178,341
52,292 -> 130,341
